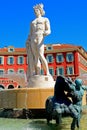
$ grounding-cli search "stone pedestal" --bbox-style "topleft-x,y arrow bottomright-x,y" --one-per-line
27,75 -> 55,88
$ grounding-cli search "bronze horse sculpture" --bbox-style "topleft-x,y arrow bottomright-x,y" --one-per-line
45,76 -> 85,130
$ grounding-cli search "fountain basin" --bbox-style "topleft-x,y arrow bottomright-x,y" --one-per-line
0,88 -> 86,109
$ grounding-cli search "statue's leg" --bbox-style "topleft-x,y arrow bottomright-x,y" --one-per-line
76,115 -> 80,128
71,115 -> 81,130
26,42 -> 35,77
69,104 -> 78,118
30,40 -> 41,75
71,118 -> 77,130
76,111 -> 82,128
47,113 -> 52,124
39,44 -> 50,75
53,108 -> 62,125
45,97 -> 53,124
69,104 -> 79,130
56,113 -> 62,125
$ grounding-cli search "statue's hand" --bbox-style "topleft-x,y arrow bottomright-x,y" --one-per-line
44,30 -> 50,36
27,35 -> 31,42
26,41 -> 30,52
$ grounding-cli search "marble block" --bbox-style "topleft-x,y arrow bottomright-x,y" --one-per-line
27,75 -> 55,88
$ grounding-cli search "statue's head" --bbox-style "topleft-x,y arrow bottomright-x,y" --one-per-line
33,3 -> 45,16
54,76 -> 74,95
75,79 -> 83,90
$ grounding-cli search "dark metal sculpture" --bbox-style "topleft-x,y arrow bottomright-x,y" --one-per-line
45,76 -> 87,130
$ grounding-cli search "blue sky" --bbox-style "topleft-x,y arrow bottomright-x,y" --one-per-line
0,0 -> 87,50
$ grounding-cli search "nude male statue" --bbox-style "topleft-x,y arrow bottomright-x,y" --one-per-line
26,3 -> 51,77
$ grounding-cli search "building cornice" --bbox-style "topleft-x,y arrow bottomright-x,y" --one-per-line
0,44 -> 87,60
45,48 -> 78,53
0,51 -> 27,55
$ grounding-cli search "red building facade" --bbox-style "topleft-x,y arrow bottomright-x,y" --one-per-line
0,44 -> 87,81
0,46 -> 27,75
45,44 -> 87,80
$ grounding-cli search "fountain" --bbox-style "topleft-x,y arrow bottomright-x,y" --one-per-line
0,5 -> 86,129
0,3 -> 55,110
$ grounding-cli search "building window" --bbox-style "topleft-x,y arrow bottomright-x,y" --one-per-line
8,46 -> 14,52
46,54 -> 53,63
18,69 -> 24,74
0,56 -> 4,65
8,56 -> 14,65
8,69 -> 14,74
67,66 -> 74,75
49,68 -> 54,75
17,56 -> 24,64
0,69 -> 4,75
56,67 -> 64,76
56,53 -> 64,63
66,53 -> 74,62
46,45 -> 53,51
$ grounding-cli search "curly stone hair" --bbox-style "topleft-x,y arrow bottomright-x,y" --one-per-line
33,3 -> 45,16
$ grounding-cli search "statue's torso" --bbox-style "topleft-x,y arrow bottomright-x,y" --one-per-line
31,17 -> 47,34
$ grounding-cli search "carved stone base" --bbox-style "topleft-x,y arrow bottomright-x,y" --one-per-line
27,75 -> 55,88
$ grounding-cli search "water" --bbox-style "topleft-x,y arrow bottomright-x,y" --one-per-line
0,114 -> 87,130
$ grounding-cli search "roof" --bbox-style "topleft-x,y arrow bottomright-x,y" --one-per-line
44,43 -> 87,59
0,46 -> 26,55
45,43 -> 79,53
0,44 -> 87,59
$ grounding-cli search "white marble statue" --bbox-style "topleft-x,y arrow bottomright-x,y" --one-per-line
26,3 -> 51,78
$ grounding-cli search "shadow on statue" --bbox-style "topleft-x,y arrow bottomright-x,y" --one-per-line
45,76 -> 86,130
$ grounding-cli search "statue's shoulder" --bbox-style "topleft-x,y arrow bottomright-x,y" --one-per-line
31,18 -> 37,24
41,17 -> 50,23
44,17 -> 50,22
82,85 -> 87,90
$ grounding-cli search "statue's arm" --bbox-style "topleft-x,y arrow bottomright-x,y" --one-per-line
28,23 -> 33,40
67,90 -> 75,98
67,90 -> 80,101
44,18 -> 51,36
82,85 -> 87,91
26,23 -> 33,49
